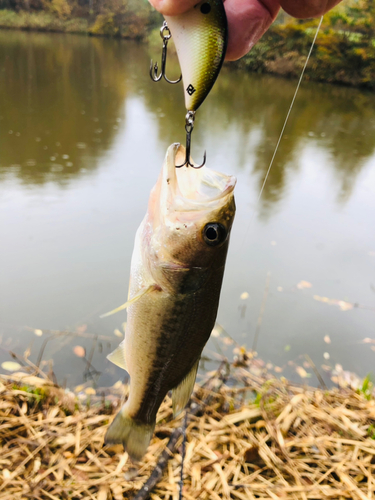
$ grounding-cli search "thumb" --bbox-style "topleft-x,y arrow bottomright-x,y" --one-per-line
148,0 -> 198,15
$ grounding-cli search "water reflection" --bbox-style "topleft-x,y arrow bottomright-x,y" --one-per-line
1,31 -> 374,208
143,62 -> 375,214
0,32 -> 134,185
206,72 -> 375,213
1,32 -> 375,386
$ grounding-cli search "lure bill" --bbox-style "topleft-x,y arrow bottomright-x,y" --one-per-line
165,0 -> 228,111
104,143 -> 236,461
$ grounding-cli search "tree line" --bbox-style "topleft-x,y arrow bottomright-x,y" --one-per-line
0,0 -> 374,88
0,0 -> 160,37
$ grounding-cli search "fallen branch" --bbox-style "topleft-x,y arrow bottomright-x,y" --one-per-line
132,426 -> 184,500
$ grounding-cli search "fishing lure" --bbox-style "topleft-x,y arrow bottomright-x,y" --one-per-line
151,0 -> 228,167
150,21 -> 182,84
165,0 -> 228,112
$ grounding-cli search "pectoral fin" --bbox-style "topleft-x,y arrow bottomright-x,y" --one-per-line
107,340 -> 127,371
100,284 -> 158,319
172,358 -> 199,417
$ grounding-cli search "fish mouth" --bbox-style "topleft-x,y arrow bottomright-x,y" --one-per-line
161,143 -> 236,212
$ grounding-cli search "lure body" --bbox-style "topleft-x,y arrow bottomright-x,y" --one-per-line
165,0 -> 228,111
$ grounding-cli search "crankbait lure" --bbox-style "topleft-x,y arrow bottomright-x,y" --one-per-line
150,0 -> 228,168
165,0 -> 228,112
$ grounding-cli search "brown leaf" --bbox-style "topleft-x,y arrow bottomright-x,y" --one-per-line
71,468 -> 89,481
363,338 -> 375,344
321,364 -> 331,371
222,337 -> 234,345
73,346 -> 86,358
244,446 -> 263,464
296,366 -> 310,378
297,280 -> 312,289
314,295 -> 353,311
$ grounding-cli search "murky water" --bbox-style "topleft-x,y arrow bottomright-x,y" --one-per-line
1,31 -> 375,388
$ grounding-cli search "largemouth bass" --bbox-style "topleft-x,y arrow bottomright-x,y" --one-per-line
104,143 -> 236,461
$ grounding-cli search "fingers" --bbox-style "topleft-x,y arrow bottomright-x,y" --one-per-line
224,0 -> 343,60
225,0 -> 280,60
147,0 -> 197,16
148,0 -> 281,61
148,0 -> 343,21
280,0 -> 343,18
148,0 -> 343,61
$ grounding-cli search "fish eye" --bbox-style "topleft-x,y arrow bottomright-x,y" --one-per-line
200,3 -> 211,14
203,223 -> 226,246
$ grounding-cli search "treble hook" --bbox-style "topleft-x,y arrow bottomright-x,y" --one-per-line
176,111 -> 206,169
150,21 -> 182,84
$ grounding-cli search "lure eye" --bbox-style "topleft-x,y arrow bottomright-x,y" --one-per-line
203,223 -> 227,246
200,3 -> 211,14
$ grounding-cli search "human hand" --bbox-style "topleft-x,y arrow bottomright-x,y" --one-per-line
148,0 -> 343,60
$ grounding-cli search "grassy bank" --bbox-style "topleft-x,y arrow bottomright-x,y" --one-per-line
0,0 -> 374,88
1,358 -> 375,499
231,15 -> 375,90
0,9 -> 88,33
0,0 -> 161,38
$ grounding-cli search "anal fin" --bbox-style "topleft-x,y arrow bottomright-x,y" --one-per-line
107,340 -> 127,371
172,358 -> 199,417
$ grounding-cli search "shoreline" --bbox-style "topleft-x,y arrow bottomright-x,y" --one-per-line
0,8 -> 157,39
0,10 -> 89,35
0,10 -> 374,90
1,360 -> 375,499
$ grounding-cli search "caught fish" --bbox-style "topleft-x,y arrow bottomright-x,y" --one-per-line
165,0 -> 228,111
104,143 -> 236,461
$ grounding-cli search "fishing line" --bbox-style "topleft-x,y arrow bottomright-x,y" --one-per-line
243,17 -> 323,353
169,18 -> 322,499
256,16 -> 323,205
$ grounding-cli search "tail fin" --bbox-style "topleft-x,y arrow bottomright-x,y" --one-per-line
105,408 -> 155,461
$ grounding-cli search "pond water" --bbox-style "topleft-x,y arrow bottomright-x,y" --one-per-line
1,30 -> 375,389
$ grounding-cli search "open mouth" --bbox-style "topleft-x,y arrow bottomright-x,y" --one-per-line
163,143 -> 236,211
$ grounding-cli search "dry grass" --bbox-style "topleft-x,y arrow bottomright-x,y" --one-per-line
1,364 -> 375,500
